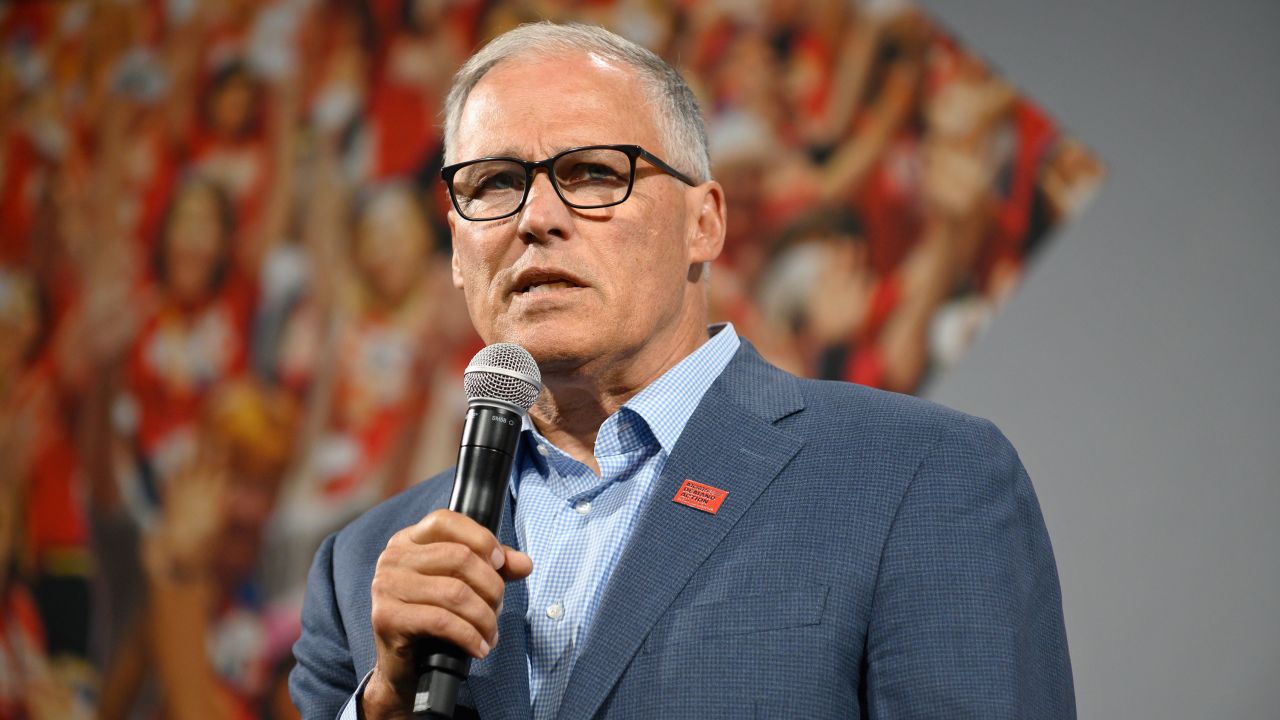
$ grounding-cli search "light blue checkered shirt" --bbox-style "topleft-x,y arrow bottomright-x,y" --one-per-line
513,323 -> 740,720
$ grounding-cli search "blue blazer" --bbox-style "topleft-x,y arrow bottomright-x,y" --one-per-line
291,341 -> 1074,719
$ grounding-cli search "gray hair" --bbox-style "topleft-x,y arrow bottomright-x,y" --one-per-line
442,22 -> 711,183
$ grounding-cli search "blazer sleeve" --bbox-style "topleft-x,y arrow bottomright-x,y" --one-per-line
290,532 -> 361,720
863,415 -> 1075,719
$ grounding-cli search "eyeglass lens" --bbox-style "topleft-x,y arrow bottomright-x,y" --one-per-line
451,147 -> 633,220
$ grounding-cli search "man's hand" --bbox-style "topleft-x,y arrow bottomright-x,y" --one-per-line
362,509 -> 532,719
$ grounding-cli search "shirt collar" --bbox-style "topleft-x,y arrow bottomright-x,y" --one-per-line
515,322 -> 740,468
619,322 -> 739,454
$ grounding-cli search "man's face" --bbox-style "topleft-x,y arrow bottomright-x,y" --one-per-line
448,53 -> 723,377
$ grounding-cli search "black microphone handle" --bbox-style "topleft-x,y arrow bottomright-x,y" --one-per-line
413,402 -> 523,718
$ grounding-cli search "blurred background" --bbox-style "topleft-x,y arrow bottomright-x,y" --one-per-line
6,0 -> 1269,718
920,0 -> 1280,718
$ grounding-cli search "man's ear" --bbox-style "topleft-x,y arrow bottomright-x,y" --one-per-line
687,180 -> 727,266
448,211 -> 466,290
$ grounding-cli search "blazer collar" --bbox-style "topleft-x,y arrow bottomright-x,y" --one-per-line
555,340 -> 806,719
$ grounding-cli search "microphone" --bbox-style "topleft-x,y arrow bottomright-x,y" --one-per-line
413,343 -> 541,718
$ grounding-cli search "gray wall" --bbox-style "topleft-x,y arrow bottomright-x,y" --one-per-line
917,0 -> 1280,717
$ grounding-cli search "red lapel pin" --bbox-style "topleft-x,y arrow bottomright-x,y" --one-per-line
672,479 -> 729,515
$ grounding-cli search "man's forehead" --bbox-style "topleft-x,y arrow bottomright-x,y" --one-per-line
492,47 -> 634,78
454,52 -> 657,158
467,51 -> 642,109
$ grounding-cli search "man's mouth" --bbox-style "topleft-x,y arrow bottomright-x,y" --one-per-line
512,269 -> 587,297
522,280 -> 575,294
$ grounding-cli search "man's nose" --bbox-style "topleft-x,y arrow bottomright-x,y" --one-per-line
516,169 -> 571,244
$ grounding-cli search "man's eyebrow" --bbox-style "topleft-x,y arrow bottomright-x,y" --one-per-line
476,147 -> 524,159
464,145 -> 594,160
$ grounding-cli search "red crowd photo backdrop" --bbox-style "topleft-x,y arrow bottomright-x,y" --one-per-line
0,1 -> 1100,717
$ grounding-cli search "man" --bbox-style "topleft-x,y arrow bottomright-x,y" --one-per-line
290,22 -> 1074,720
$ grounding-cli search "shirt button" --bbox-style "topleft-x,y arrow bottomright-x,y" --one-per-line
574,499 -> 592,515
537,444 -> 549,457
545,602 -> 565,620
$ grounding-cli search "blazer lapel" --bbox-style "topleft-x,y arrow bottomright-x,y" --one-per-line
556,343 -> 805,719
464,484 -> 533,720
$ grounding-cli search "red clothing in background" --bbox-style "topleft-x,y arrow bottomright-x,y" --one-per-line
124,277 -> 255,480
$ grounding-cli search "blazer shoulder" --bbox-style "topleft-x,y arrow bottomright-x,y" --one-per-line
723,340 -> 1010,466
792,376 -> 992,447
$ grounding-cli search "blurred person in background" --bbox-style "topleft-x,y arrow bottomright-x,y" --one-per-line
0,428 -> 78,720
279,175 -> 469,524
0,268 -> 93,719
79,0 -> 301,522
98,379 -> 301,720
815,6 -> 930,260
281,10 -> 474,517
78,174 -> 260,668
112,175 -> 255,506
192,60 -> 269,202
360,0 -> 480,182
755,206 -> 950,392
92,70 -> 296,516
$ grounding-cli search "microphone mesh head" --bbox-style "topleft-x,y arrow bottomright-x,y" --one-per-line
463,343 -> 541,411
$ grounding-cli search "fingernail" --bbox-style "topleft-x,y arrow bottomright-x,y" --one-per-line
490,547 -> 505,569
479,640 -> 491,657
497,599 -> 505,615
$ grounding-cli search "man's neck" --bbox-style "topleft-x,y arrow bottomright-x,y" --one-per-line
527,320 -> 710,475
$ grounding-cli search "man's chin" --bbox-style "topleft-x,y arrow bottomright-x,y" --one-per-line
495,328 -> 599,374
519,339 -> 593,369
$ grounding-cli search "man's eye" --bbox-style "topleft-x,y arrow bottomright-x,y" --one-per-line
560,162 -> 625,185
476,170 -> 523,193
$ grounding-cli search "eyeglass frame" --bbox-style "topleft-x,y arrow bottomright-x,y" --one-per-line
440,144 -> 700,222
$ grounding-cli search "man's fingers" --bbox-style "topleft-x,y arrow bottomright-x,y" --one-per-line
499,546 -> 533,581
404,510 -> 504,569
371,600 -> 492,660
377,569 -> 499,646
381,540 -> 506,608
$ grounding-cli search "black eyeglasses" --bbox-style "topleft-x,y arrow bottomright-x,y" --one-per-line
440,144 -> 699,222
